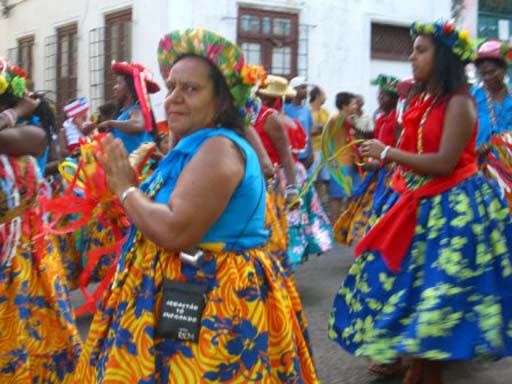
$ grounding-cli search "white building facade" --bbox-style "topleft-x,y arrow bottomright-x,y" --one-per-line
0,0 -> 454,121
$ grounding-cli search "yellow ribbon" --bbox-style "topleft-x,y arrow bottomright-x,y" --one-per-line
58,160 -> 86,190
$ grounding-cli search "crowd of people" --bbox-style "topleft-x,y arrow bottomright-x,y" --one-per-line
0,18 -> 511,384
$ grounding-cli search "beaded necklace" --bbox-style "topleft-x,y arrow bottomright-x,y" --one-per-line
417,93 -> 439,153
483,83 -> 512,128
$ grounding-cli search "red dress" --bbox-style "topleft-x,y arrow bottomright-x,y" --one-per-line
374,110 -> 399,147
254,105 -> 307,164
399,93 -> 477,171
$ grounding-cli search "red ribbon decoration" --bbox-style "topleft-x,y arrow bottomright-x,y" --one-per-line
39,136 -> 130,315
132,65 -> 153,132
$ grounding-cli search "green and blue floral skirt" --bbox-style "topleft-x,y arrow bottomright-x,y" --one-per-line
329,171 -> 512,363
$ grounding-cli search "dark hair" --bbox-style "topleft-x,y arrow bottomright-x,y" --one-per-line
0,91 -> 56,144
381,89 -> 399,106
335,92 -> 355,110
0,91 -> 19,109
98,101 -> 118,122
30,93 -> 57,144
309,86 -> 322,103
175,55 -> 244,135
121,74 -> 139,104
427,37 -> 468,97
475,57 -> 508,70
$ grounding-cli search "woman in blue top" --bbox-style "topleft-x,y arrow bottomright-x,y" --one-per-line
98,61 -> 160,154
472,39 -> 512,208
472,39 -> 512,148
74,28 -> 319,383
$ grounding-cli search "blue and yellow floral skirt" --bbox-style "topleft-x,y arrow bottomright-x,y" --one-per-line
329,171 -> 512,363
74,231 -> 319,383
0,155 -> 81,383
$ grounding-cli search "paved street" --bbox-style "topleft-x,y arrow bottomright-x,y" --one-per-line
73,243 -> 512,383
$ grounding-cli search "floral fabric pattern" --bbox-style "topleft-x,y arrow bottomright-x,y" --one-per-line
329,171 -> 512,363
288,162 -> 333,267
0,155 -> 81,382
74,130 -> 319,383
334,165 -> 394,246
74,238 -> 319,383
264,170 -> 291,274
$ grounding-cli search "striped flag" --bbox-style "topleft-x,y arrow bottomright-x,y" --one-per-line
63,97 -> 89,119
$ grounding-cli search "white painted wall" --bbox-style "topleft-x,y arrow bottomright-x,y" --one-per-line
0,0 -> 454,120
460,0 -> 479,37
301,0 -> 452,115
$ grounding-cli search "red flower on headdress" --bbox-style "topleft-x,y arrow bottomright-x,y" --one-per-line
206,44 -> 224,63
443,23 -> 456,34
11,65 -> 27,78
504,43 -> 512,62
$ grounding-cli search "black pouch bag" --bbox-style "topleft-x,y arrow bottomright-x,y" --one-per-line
155,279 -> 208,342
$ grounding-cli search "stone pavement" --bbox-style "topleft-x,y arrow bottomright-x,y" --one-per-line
73,243 -> 512,383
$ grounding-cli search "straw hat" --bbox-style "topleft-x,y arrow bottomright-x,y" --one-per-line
258,75 -> 296,98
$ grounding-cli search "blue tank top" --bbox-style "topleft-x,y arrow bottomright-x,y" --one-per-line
18,115 -> 48,172
472,85 -> 512,147
111,104 -> 154,154
143,128 -> 268,250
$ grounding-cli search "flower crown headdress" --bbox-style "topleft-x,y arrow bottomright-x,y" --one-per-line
157,28 -> 267,125
410,21 -> 476,64
0,60 -> 28,98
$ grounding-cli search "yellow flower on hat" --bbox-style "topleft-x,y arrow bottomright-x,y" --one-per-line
424,24 -> 435,34
459,29 -> 470,43
0,75 -> 7,95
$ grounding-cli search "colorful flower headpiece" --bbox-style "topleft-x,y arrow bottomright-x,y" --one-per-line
410,21 -> 476,64
157,28 -> 267,124
371,74 -> 399,95
0,60 -> 28,98
475,39 -> 512,65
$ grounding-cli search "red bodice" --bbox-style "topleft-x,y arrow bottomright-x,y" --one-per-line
374,110 -> 398,147
254,105 -> 307,164
400,92 -> 477,172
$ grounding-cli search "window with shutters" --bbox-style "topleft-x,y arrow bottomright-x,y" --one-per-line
371,23 -> 412,61
104,8 -> 132,102
479,0 -> 512,14
44,34 -> 57,99
478,0 -> 512,79
237,7 -> 299,78
17,35 -> 34,83
56,23 -> 78,124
